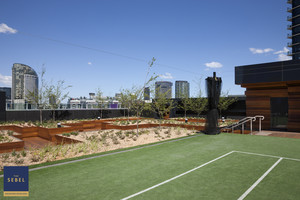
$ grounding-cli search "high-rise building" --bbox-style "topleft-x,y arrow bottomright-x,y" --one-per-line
11,63 -> 38,102
155,81 -> 172,99
144,87 -> 150,100
175,81 -> 190,98
288,0 -> 300,60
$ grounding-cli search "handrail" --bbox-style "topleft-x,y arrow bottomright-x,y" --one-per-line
224,115 -> 264,135
254,115 -> 264,132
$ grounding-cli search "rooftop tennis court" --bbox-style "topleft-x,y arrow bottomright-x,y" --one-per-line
1,133 -> 299,200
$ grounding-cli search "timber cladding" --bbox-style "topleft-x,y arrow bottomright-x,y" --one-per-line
288,86 -> 300,131
242,81 -> 300,132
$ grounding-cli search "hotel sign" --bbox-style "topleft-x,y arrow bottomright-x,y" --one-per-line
4,166 -> 29,197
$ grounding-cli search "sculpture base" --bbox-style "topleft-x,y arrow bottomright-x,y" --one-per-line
203,109 -> 220,135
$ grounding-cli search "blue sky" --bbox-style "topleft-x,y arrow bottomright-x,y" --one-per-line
0,0 -> 291,99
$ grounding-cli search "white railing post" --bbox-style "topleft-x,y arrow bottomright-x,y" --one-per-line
250,119 -> 253,135
242,123 -> 244,134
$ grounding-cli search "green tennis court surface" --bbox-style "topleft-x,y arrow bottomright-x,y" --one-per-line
1,133 -> 300,200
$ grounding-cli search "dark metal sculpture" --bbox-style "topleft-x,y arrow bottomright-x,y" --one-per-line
203,72 -> 222,135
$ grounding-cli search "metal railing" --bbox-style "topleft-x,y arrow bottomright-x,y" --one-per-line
225,115 -> 264,135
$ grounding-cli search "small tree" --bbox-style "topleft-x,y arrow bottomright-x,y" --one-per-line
218,91 -> 237,118
127,58 -> 157,135
26,68 -> 48,124
177,93 -> 193,119
190,98 -> 207,118
190,78 -> 207,118
95,88 -> 105,118
47,80 -> 71,121
152,88 -> 174,129
118,88 -> 133,121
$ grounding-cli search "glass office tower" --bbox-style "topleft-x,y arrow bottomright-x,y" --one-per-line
155,81 -> 172,99
175,81 -> 190,98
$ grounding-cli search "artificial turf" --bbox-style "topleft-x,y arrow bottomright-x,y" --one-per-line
0,133 -> 300,200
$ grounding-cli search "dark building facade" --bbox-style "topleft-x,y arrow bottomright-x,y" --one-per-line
155,81 -> 173,99
235,60 -> 300,132
175,81 -> 190,98
0,91 -> 6,121
288,0 -> 300,59
144,87 -> 150,100
0,87 -> 11,99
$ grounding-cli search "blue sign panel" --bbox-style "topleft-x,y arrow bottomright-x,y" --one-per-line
4,166 -> 29,197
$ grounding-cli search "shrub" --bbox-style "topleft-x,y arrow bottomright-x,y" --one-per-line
86,135 -> 98,141
43,144 -> 53,153
176,127 -> 181,135
112,136 -> 120,144
7,130 -> 14,136
31,154 -> 40,162
39,151 -> 46,161
115,131 -> 126,140
125,131 -> 133,137
77,143 -> 85,153
11,149 -> 17,157
62,133 -> 71,137
21,150 -> 27,157
154,129 -> 160,135
52,149 -> 59,160
2,153 -> 9,161
70,131 -> 79,136
90,140 -> 99,152
61,146 -> 69,157
15,158 -> 24,164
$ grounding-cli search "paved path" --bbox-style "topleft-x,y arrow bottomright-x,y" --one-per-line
22,137 -> 53,149
254,130 -> 300,139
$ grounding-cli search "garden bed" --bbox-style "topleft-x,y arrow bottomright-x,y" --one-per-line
0,117 -> 241,169
0,127 -> 197,168
0,130 -> 24,153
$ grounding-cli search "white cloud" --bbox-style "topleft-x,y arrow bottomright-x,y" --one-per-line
274,47 -> 289,54
159,72 -> 173,79
273,47 -> 291,61
276,53 -> 292,61
249,47 -> 291,61
88,62 -> 92,65
0,23 -> 17,34
249,48 -> 274,54
205,61 -> 223,68
0,73 -> 12,86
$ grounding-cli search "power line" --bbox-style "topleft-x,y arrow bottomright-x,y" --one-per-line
19,31 -> 148,63
16,31 -> 294,80
18,31 -> 207,76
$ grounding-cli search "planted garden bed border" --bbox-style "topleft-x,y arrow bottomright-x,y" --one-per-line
0,117 -> 239,153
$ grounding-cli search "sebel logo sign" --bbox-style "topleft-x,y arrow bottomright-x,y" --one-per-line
4,166 -> 29,197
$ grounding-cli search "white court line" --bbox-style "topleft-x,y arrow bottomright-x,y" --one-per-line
121,151 -> 234,200
234,150 -> 300,162
237,158 -> 283,200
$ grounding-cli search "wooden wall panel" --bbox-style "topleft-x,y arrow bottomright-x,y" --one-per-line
242,81 -> 300,132
288,86 -> 300,131
245,88 -> 271,130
